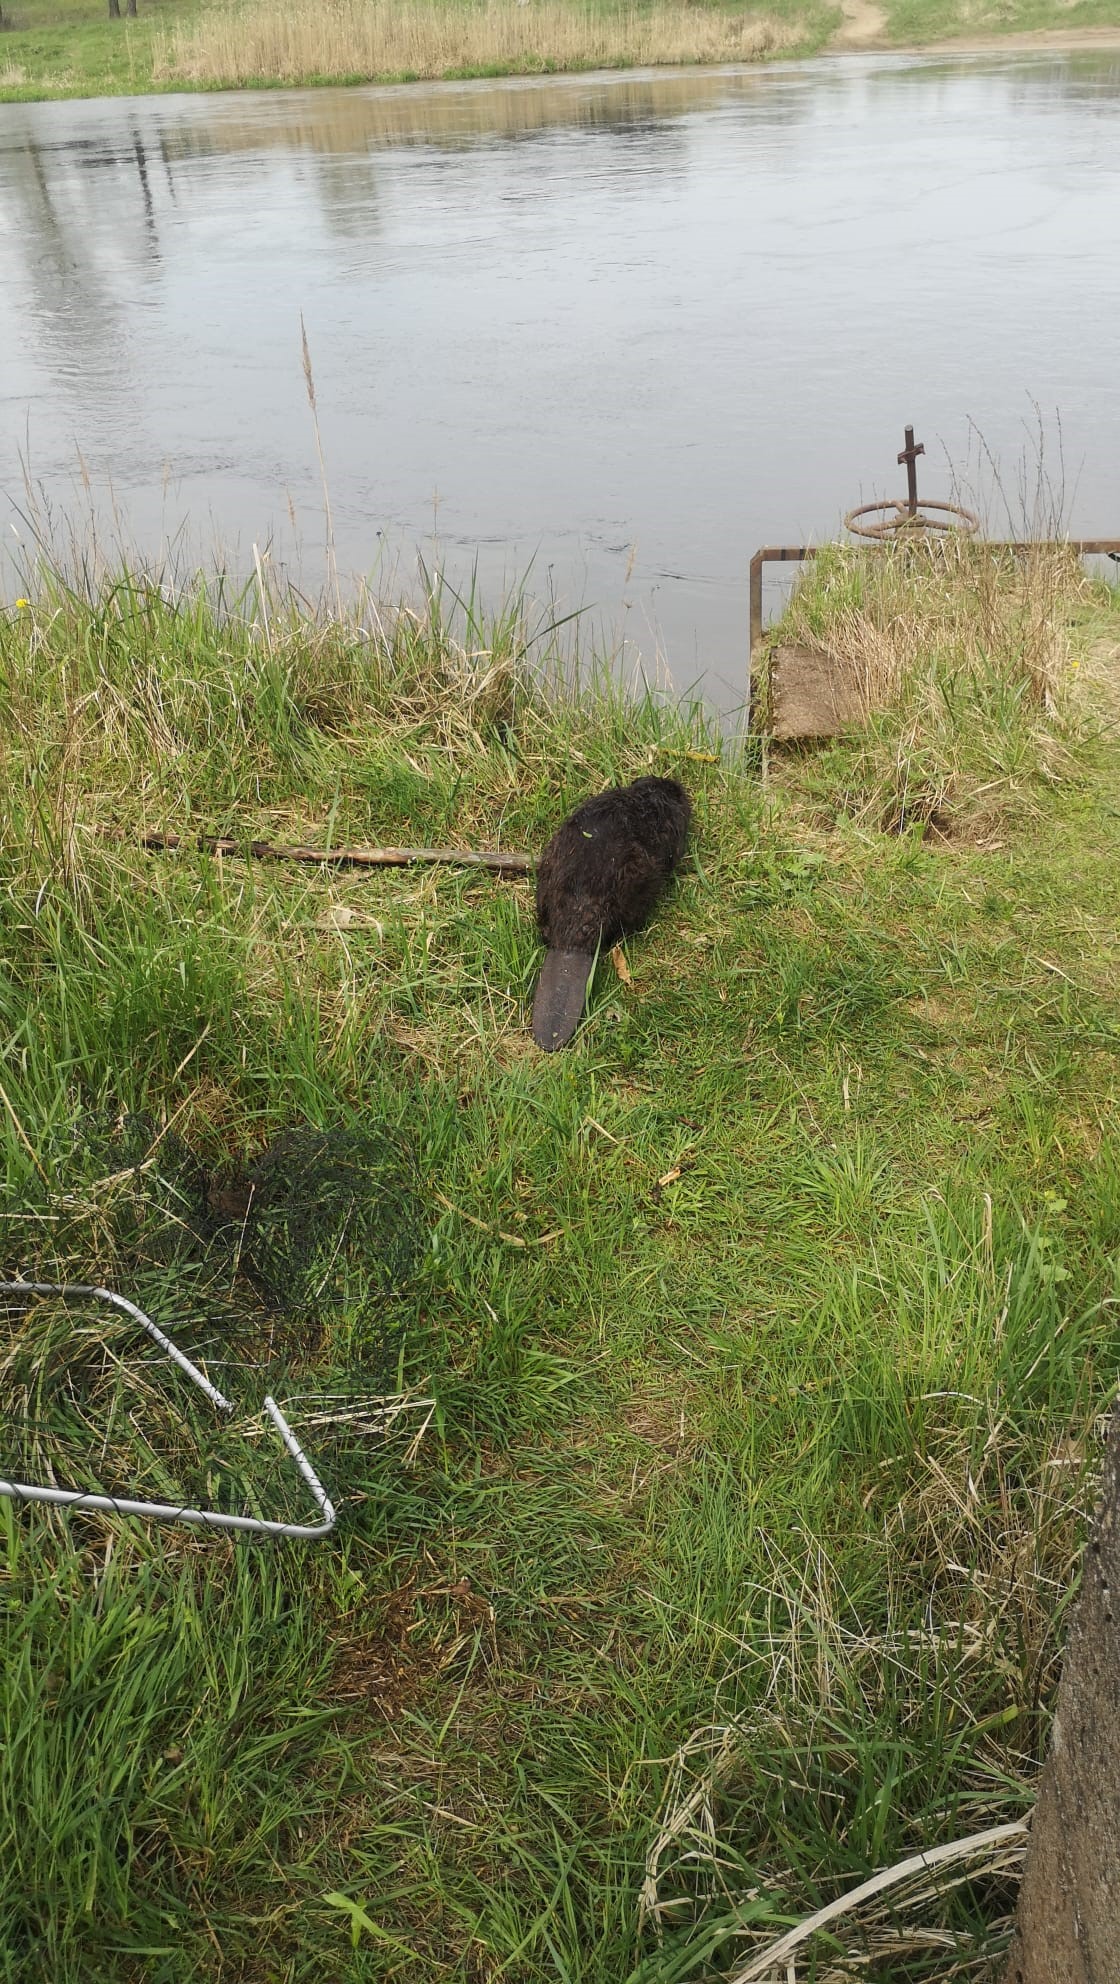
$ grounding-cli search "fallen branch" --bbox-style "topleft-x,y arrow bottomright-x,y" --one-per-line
136,830 -> 533,877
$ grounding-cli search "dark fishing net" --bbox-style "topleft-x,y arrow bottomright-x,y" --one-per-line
206,1125 -> 421,1331
0,1114 -> 429,1532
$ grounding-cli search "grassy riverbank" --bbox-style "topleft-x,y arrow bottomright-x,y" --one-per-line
1,539 -> 1119,1980
2,0 -> 1120,103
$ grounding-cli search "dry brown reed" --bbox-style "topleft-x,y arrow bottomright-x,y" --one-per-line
154,0 -> 795,89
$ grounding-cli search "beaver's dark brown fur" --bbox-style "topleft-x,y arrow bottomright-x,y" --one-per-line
531,776 -> 691,1050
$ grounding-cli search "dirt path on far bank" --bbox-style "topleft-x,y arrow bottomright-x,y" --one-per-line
833,11 -> 1120,53
909,23 -> 1120,54
835,0 -> 888,47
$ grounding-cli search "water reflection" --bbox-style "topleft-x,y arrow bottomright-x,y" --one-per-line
3,128 -> 164,429
154,66 -> 795,154
1,52 -> 1119,705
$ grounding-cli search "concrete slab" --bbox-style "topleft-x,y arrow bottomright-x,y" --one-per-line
765,644 -> 865,741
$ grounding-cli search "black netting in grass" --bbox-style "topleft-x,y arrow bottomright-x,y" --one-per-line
0,1114 -> 430,1529
205,1124 -> 422,1328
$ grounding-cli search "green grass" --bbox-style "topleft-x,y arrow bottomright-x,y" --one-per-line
0,0 -> 193,99
1,544 -> 1119,1980
885,0 -> 1120,46
3,0 -> 1119,105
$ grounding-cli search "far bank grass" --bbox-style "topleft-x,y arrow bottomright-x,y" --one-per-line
1,538 -> 1119,1979
0,0 -> 185,98
0,0 -> 829,100
3,0 -> 1120,103
154,0 -> 830,91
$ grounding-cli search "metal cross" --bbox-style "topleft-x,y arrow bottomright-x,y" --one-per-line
897,425 -> 925,517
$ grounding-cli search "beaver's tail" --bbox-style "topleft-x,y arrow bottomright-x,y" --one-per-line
531,949 -> 595,1051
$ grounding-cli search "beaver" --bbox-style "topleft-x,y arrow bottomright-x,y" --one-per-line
531,776 -> 691,1051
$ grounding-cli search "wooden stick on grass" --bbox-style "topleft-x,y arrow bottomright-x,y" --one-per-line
136,831 -> 533,877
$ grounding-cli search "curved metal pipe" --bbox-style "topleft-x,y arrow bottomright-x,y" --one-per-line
0,1282 -> 337,1539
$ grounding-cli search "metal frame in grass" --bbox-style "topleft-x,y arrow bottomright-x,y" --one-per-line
0,1281 -> 337,1540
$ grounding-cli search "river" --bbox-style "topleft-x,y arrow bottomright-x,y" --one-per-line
2,49 -> 1119,706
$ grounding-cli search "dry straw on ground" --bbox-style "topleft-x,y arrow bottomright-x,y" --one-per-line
781,538 -> 1090,722
155,0 -> 794,87
640,1710 -> 1030,1978
772,536 -> 1097,835
639,1414 -> 1096,1980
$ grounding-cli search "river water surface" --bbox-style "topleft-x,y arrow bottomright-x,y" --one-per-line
2,51 -> 1119,704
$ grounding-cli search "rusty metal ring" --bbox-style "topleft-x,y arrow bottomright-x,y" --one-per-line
844,499 -> 980,542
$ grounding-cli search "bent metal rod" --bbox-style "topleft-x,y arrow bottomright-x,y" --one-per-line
0,1281 -> 337,1540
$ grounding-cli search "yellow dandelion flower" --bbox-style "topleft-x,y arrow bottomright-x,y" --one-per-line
15,597 -> 29,610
